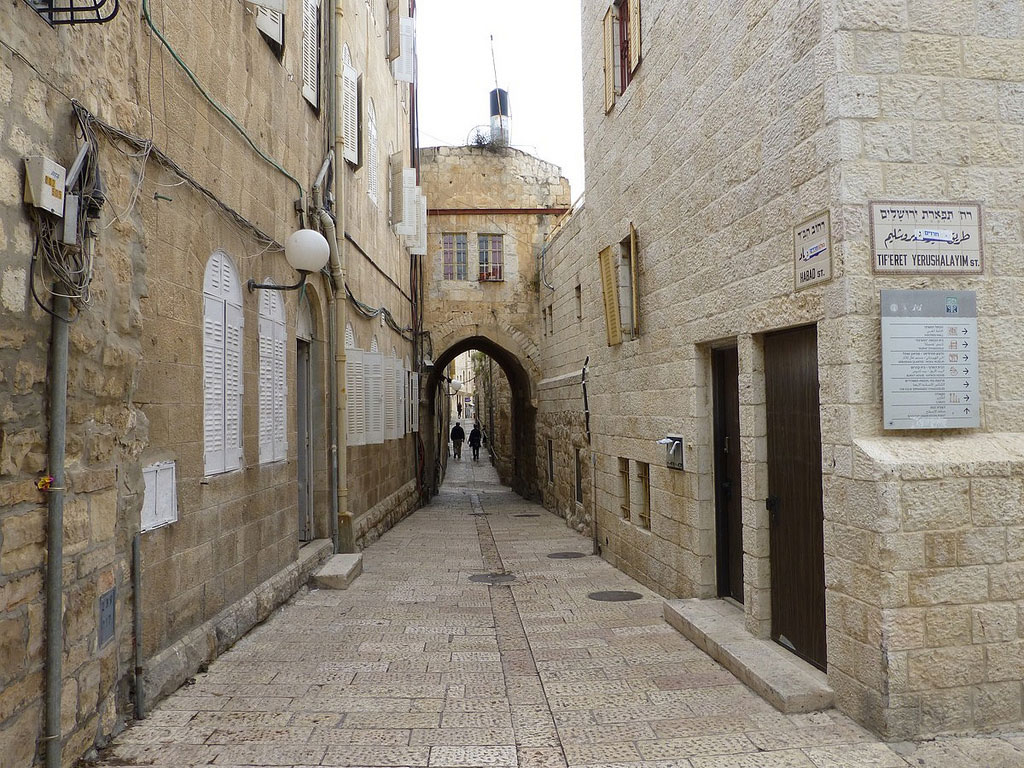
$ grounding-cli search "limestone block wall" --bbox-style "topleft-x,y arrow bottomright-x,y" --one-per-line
537,0 -> 1024,740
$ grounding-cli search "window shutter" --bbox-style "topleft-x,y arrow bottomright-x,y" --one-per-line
383,356 -> 395,439
410,192 -> 427,256
410,373 -> 419,432
398,363 -> 407,435
368,112 -> 379,203
342,65 -> 360,165
599,246 -> 623,346
603,7 -> 615,113
397,168 -> 417,236
346,349 -> 365,446
368,352 -> 384,443
301,0 -> 320,107
255,8 -> 284,46
630,223 -> 640,337
258,313 -> 275,463
273,315 -> 287,460
387,0 -> 401,61
394,16 -> 416,83
203,295 -> 227,475
628,0 -> 641,73
224,301 -> 244,469
390,152 -> 405,231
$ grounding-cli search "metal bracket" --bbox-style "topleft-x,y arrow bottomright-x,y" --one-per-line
24,0 -> 120,25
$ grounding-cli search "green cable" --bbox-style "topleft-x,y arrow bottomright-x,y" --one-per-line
141,0 -> 305,205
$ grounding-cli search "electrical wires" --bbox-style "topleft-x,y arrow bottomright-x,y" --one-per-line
345,283 -> 416,342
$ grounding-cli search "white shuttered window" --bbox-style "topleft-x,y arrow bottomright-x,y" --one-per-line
410,372 -> 419,432
383,354 -> 397,439
342,63 -> 360,165
367,102 -> 379,204
203,252 -> 244,475
345,324 -> 366,446
366,338 -> 384,444
394,16 -> 416,83
258,286 -> 288,463
301,0 -> 320,107
255,8 -> 284,46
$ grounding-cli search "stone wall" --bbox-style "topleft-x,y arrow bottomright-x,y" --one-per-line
537,0 -> 1024,740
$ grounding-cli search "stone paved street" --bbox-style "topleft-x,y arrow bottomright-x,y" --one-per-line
92,460 -> 1024,768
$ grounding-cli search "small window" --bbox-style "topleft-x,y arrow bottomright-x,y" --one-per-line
603,0 -> 641,112
637,461 -> 651,530
575,448 -> 583,504
598,224 -> 639,346
619,458 -> 630,520
575,284 -> 582,321
203,252 -> 244,476
478,234 -> 504,282
142,461 -> 178,531
547,439 -> 554,485
442,233 -> 468,280
548,303 -> 554,335
618,236 -> 635,339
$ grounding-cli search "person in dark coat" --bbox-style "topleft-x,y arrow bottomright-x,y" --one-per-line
450,422 -> 465,459
468,424 -> 482,461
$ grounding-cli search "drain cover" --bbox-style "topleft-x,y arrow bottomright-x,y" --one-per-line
548,552 -> 587,559
515,514 -> 541,518
469,573 -> 516,585
588,590 -> 642,602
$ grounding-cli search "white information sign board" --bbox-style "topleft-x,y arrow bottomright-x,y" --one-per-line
871,201 -> 983,274
882,290 -> 979,430
794,210 -> 832,290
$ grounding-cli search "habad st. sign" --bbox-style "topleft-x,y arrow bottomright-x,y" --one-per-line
794,210 -> 832,290
871,201 -> 983,274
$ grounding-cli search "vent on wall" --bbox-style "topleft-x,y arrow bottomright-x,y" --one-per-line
24,0 -> 120,25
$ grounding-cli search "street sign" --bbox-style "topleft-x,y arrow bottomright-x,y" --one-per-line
871,202 -> 983,274
794,210 -> 832,290
881,290 -> 980,430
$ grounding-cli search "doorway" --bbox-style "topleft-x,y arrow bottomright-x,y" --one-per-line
764,325 -> 826,670
296,338 -> 314,542
713,346 -> 743,604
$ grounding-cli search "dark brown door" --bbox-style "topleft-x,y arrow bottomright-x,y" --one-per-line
765,325 -> 826,670
713,347 -> 743,603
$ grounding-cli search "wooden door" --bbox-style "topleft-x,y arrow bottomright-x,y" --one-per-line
297,339 -> 314,542
713,347 -> 743,603
764,325 -> 826,670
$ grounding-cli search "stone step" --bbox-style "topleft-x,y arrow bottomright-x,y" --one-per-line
664,598 -> 834,714
313,553 -> 363,590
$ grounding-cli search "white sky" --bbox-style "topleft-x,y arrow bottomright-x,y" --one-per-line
416,0 -> 586,197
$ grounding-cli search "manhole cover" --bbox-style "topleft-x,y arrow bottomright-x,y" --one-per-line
548,552 -> 587,559
588,590 -> 642,602
515,514 -> 541,518
469,573 -> 516,585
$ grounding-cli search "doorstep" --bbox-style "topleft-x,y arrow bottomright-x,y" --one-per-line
314,553 -> 363,589
664,598 -> 833,714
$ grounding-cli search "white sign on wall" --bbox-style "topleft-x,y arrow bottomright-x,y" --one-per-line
881,290 -> 980,430
871,201 -> 983,274
794,210 -> 832,290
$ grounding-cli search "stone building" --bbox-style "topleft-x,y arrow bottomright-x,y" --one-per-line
419,144 -> 570,497
0,0 -> 423,764
536,0 -> 1024,741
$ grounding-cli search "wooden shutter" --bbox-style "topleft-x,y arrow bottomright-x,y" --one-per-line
203,295 -> 227,475
383,356 -> 396,439
301,0 -> 320,107
603,6 -> 615,113
387,0 -> 401,61
258,312 -> 275,463
629,223 -> 640,337
342,64 -> 360,165
255,8 -> 284,46
368,111 -> 379,203
272,313 -> 287,460
410,192 -> 427,255
397,168 -> 417,236
346,349 -> 365,446
628,0 -> 641,72
370,353 -> 384,443
394,16 -> 416,83
599,246 -> 623,346
224,302 -> 244,470
390,152 -> 405,230
398,363 -> 407,434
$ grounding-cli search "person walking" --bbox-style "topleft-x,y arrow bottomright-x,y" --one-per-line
450,422 -> 465,460
468,423 -> 482,461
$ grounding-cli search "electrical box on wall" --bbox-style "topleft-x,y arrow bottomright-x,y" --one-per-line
24,156 -> 66,216
659,435 -> 685,471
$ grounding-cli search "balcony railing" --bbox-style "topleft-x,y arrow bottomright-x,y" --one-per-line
24,0 -> 120,25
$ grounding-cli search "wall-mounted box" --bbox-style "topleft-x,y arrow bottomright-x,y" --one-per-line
24,156 -> 66,216
660,435 -> 684,470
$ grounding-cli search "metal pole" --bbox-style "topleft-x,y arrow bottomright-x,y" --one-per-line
45,294 -> 70,768
131,532 -> 145,719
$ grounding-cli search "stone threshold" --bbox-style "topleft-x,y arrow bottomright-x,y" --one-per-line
314,553 -> 363,589
141,538 -> 334,712
664,598 -> 834,714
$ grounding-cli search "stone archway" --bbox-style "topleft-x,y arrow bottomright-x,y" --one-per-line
424,330 -> 540,500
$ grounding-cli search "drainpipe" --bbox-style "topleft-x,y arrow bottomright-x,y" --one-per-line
131,532 -> 145,719
331,0 -> 354,553
45,294 -> 70,768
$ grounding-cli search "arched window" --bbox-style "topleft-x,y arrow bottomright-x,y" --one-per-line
384,345 -> 398,440
345,323 -> 365,446
203,251 -> 244,475
367,101 -> 379,204
258,285 -> 287,464
366,335 -> 383,443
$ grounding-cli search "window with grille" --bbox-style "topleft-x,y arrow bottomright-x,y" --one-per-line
619,457 -> 630,520
637,461 -> 651,530
478,234 -> 504,282
442,233 -> 468,280
603,0 -> 641,113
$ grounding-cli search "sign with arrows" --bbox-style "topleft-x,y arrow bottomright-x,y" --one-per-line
882,290 -> 980,430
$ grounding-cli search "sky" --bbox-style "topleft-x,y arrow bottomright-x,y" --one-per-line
416,0 -> 586,197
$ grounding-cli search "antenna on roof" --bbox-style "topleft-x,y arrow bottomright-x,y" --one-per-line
489,35 -> 510,146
